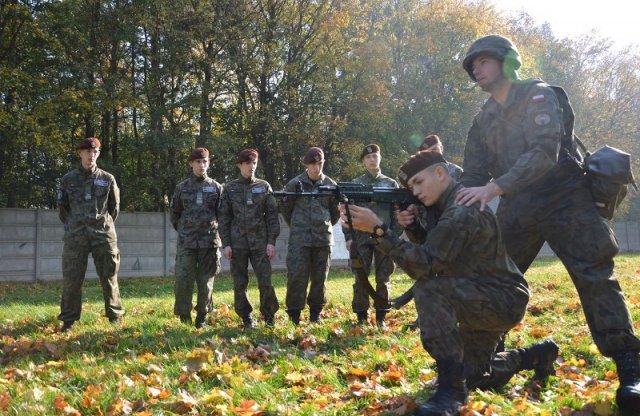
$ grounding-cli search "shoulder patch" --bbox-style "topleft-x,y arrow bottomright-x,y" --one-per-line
534,112 -> 552,126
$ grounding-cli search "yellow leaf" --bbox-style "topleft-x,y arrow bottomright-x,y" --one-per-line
592,399 -> 615,416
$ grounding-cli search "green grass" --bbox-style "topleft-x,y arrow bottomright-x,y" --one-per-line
1,254 -> 639,415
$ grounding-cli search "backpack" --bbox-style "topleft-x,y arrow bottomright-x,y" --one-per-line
543,82 -> 638,219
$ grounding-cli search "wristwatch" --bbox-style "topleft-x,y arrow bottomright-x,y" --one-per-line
372,223 -> 387,238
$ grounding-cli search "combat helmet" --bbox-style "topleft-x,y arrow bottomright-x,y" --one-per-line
462,35 -> 521,81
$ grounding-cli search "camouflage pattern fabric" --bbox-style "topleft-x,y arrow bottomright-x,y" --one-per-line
280,172 -> 339,313
57,165 -> 123,321
285,245 -> 332,311
375,182 -> 530,384
342,170 -> 398,313
173,246 -> 220,316
462,79 -> 640,356
170,174 -> 223,316
170,174 -> 223,249
279,171 -> 340,246
219,175 -> 280,319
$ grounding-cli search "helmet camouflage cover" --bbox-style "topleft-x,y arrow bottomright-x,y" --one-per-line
462,34 -> 522,81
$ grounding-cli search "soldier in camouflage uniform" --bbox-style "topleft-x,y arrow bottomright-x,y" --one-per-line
401,134 -> 465,330
419,134 -> 463,181
170,147 -> 222,329
57,137 -> 124,332
279,147 -> 340,325
219,149 -> 280,328
456,35 -> 640,415
345,151 -> 559,416
342,144 -> 398,327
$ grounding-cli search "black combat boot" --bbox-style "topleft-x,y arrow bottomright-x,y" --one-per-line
309,307 -> 322,323
264,315 -> 275,327
242,315 -> 256,329
179,314 -> 192,325
356,311 -> 368,326
287,309 -> 301,326
613,351 -> 640,415
518,339 -> 559,380
61,320 -> 75,332
416,358 -> 468,416
375,310 -> 387,329
195,312 -> 207,329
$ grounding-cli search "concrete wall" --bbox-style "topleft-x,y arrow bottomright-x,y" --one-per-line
0,208 -> 638,282
0,208 -> 350,282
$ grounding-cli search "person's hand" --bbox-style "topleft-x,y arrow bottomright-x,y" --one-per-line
396,204 -> 417,228
266,244 -> 276,261
340,204 -> 383,233
346,239 -> 352,251
455,183 -> 503,211
223,246 -> 232,260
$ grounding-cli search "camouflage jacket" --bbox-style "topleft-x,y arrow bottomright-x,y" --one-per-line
57,165 -> 119,241
279,171 -> 340,247
461,79 -> 563,196
219,175 -> 280,249
342,169 -> 400,243
376,182 -> 529,295
170,174 -> 222,248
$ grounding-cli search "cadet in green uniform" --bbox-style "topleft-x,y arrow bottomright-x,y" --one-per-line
57,137 -> 124,332
170,147 -> 222,329
419,134 -> 463,181
279,147 -> 340,325
402,134 -> 464,330
219,149 -> 280,328
345,151 -> 559,416
456,34 -> 640,415
342,144 -> 398,327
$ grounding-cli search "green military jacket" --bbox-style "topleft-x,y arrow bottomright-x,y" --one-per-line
170,174 -> 222,249
462,79 -> 563,196
280,171 -> 340,247
57,165 -> 119,241
219,175 -> 280,249
342,169 -> 400,243
376,182 -> 529,295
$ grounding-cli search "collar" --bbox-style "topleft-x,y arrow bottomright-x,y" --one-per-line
191,173 -> 208,182
79,165 -> 97,175
238,174 -> 255,184
435,181 -> 459,211
365,169 -> 382,180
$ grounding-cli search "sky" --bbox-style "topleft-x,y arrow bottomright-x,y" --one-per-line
490,0 -> 639,49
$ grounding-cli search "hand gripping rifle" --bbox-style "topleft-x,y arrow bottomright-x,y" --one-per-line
274,182 -> 420,309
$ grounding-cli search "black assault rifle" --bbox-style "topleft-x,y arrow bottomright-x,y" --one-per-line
274,182 -> 420,309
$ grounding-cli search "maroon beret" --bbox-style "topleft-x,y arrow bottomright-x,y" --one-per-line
360,143 -> 381,160
419,134 -> 442,150
236,148 -> 259,163
303,147 -> 324,164
76,137 -> 101,150
398,150 -> 447,187
188,147 -> 210,162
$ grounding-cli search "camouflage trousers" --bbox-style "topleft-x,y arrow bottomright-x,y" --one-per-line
413,274 -> 529,386
230,246 -> 279,319
59,234 -> 124,322
351,241 -> 395,313
285,245 -> 331,312
174,245 -> 220,317
498,170 -> 640,357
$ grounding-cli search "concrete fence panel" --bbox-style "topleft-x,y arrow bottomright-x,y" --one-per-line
0,208 -> 637,282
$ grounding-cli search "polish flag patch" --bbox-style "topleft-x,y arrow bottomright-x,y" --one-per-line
532,94 -> 545,103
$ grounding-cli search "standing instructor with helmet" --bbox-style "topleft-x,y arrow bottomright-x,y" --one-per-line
456,34 -> 640,414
